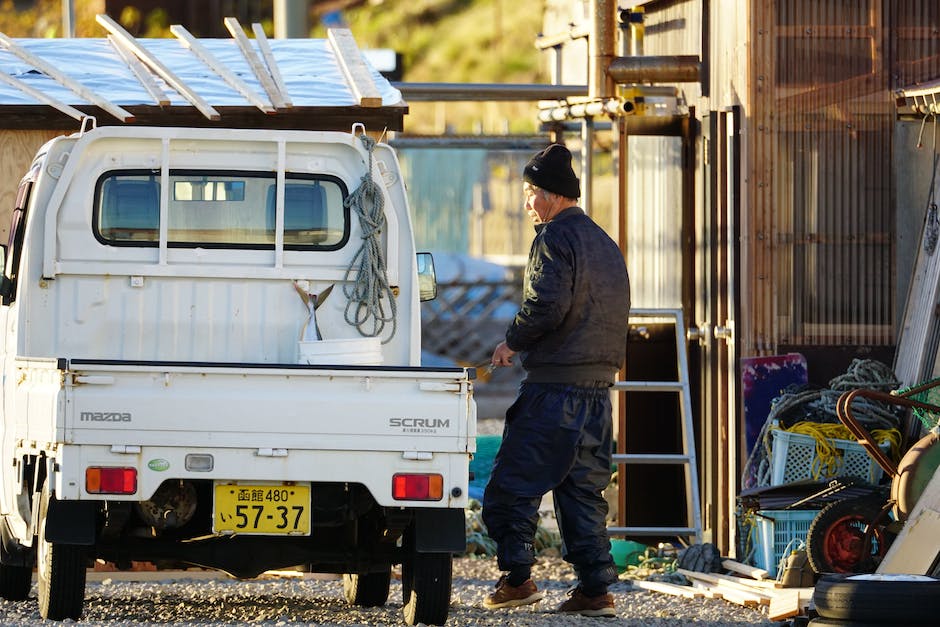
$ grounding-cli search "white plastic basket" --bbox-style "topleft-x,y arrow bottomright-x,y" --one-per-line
769,429 -> 888,486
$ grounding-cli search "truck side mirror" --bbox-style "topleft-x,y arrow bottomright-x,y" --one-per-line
416,252 -> 437,302
0,244 -> 11,304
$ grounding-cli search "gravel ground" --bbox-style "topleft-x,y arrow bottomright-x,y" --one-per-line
0,556 -> 778,626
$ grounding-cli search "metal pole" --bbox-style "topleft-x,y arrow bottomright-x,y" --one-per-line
62,0 -> 74,38
591,0 -> 617,99
274,0 -> 308,39
394,82 -> 587,102
608,55 -> 701,84
581,117 -> 594,214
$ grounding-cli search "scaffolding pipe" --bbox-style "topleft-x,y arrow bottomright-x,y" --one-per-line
591,0 -> 617,99
538,98 -> 634,122
608,55 -> 701,84
394,82 -> 587,102
581,117 -> 594,214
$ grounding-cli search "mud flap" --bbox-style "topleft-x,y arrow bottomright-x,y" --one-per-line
45,499 -> 96,545
414,508 -> 464,553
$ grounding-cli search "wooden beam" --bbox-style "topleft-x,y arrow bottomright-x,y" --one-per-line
169,24 -> 275,114
0,71 -> 88,122
252,23 -> 293,108
96,14 -> 220,121
327,28 -> 383,108
632,579 -> 704,599
107,34 -> 170,107
0,31 -> 134,122
721,559 -> 770,581
223,18 -> 288,111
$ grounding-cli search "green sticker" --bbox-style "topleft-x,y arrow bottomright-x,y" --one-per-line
148,458 -> 170,472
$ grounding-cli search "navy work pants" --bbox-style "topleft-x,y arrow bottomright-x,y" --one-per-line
482,382 -> 618,592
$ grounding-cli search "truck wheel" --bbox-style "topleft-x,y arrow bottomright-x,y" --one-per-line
813,573 -> 940,623
807,495 -> 890,574
37,484 -> 87,620
343,567 -> 391,607
0,562 -> 32,601
0,518 -> 33,601
401,552 -> 452,626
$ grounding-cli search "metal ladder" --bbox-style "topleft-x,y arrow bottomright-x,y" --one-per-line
608,308 -> 703,544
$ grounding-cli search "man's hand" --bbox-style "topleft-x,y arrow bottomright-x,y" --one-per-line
491,341 -> 516,368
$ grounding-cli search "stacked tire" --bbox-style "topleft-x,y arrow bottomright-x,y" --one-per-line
810,573 -> 940,626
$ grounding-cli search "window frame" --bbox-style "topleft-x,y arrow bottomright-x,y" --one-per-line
91,169 -> 351,251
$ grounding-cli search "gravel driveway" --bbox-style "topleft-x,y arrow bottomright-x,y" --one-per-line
0,557 -> 776,626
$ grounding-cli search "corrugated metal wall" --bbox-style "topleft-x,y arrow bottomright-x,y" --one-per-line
747,0 -> 940,354
624,0 -> 701,308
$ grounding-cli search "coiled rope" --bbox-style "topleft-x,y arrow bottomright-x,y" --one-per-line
742,359 -> 904,488
343,133 -> 397,343
774,421 -> 901,480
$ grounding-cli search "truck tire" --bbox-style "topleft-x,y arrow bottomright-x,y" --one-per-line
806,495 -> 890,574
0,518 -> 33,601
809,617 -> 904,627
0,562 -> 32,601
343,568 -> 391,607
37,484 -> 87,621
813,573 -> 940,623
401,552 -> 452,626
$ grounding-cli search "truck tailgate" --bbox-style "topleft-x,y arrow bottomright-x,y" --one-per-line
34,360 -> 475,451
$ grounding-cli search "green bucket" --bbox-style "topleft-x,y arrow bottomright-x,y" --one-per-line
610,539 -> 646,572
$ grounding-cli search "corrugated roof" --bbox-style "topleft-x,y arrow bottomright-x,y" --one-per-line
0,18 -> 406,131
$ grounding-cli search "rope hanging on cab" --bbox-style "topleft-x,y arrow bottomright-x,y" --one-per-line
343,133 -> 397,342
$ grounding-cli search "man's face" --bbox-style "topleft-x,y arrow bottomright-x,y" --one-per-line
523,183 -> 554,224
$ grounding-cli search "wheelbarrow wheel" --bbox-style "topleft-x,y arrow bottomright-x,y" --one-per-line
806,494 -> 891,574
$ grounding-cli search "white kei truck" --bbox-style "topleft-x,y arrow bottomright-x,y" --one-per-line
0,124 -> 476,625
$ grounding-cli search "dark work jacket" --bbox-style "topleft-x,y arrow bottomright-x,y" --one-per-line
505,206 -> 631,383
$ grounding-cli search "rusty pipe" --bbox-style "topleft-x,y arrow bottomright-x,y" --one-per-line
591,0 -> 617,100
608,55 -> 701,84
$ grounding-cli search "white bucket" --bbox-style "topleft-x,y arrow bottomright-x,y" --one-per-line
297,337 -> 383,366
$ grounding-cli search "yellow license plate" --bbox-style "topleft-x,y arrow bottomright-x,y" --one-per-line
213,483 -> 311,535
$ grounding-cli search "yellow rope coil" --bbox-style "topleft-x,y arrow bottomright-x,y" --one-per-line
779,421 -> 901,479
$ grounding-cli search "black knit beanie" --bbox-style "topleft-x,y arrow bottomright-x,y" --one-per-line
523,144 -> 581,199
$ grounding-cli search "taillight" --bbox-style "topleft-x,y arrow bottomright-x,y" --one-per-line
86,467 -> 137,494
392,473 -> 443,501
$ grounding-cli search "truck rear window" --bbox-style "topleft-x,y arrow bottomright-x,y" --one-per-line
93,170 -> 349,249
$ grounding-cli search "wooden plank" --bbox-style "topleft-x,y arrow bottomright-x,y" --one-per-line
252,23 -> 292,108
0,71 -> 87,122
327,28 -> 383,108
96,14 -> 220,121
678,569 -> 775,603
223,17 -> 289,109
767,588 -> 809,621
0,31 -> 134,122
721,559 -> 770,580
224,18 -> 288,111
632,579 -> 704,599
107,34 -> 170,107
169,24 -> 274,114
693,583 -> 760,608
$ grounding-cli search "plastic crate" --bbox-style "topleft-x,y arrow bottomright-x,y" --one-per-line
769,429 -> 888,486
752,509 -> 818,576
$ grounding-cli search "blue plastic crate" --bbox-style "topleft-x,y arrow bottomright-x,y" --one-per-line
752,509 -> 818,577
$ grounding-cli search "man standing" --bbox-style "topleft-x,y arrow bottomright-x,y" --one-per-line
481,144 -> 631,617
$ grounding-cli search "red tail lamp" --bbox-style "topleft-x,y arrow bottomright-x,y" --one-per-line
392,473 -> 443,501
86,467 -> 137,494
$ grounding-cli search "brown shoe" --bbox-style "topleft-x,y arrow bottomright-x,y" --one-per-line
556,587 -> 616,617
483,575 -> 545,609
